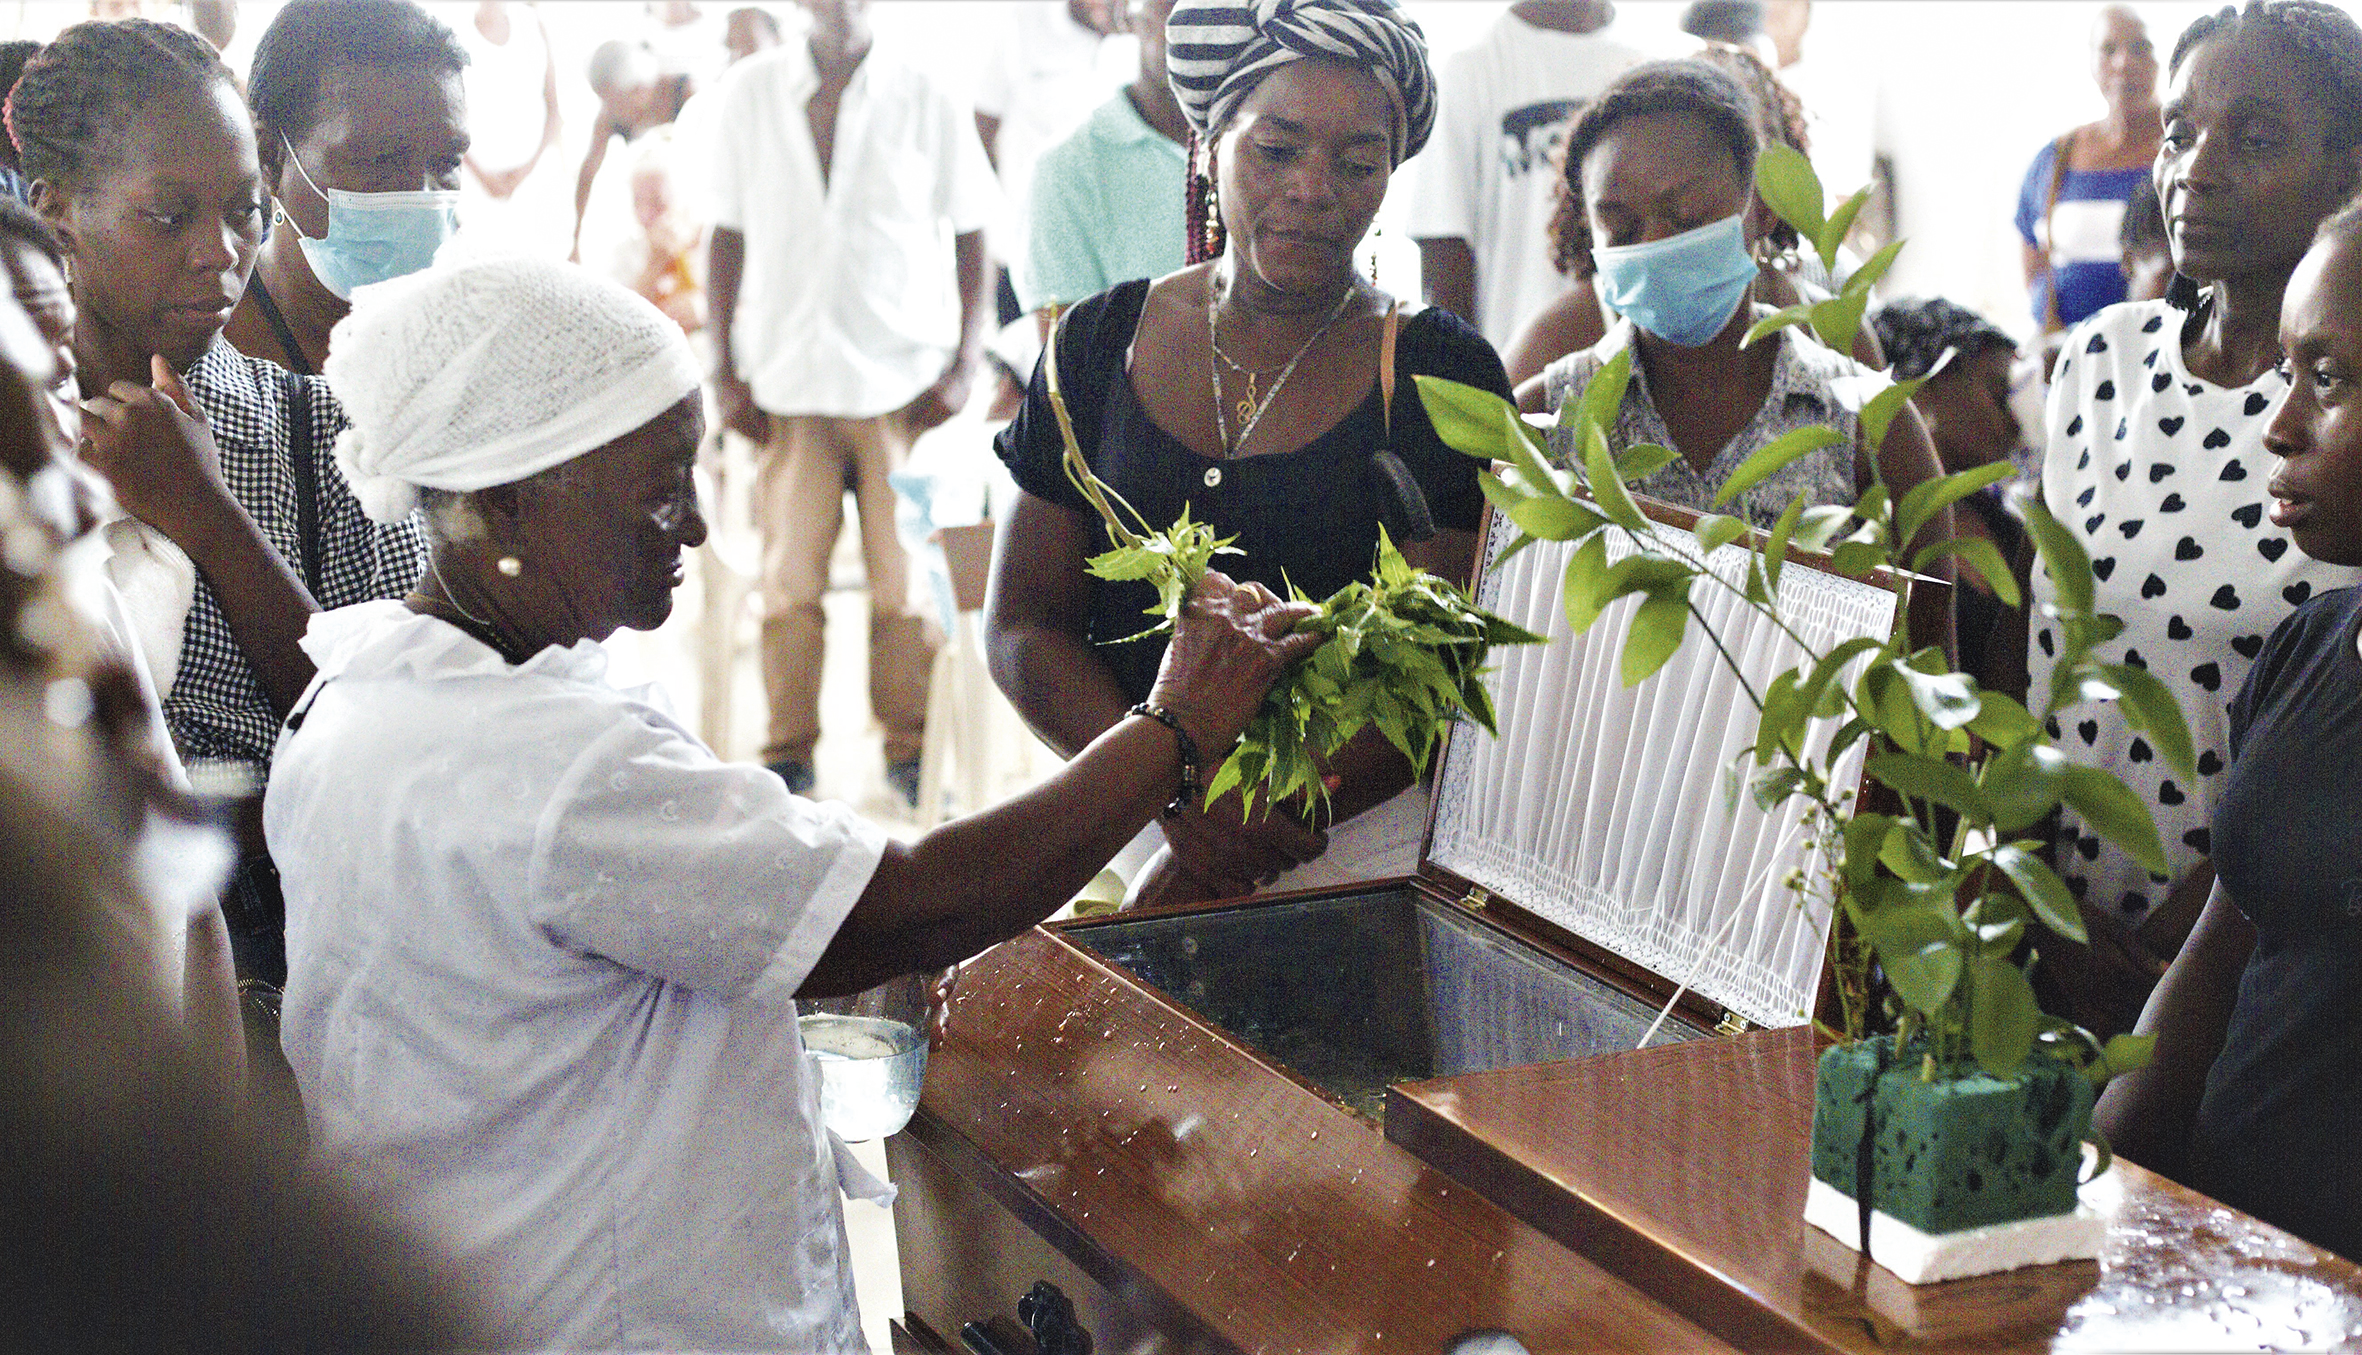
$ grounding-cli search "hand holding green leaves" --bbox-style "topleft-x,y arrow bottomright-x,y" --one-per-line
1199,527 -> 1542,817
1043,319 -> 1542,822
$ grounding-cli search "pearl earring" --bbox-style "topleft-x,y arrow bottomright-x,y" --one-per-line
496,556 -> 522,578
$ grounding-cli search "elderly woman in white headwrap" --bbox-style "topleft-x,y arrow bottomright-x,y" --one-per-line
267,257 -> 1316,1351
986,0 -> 1514,910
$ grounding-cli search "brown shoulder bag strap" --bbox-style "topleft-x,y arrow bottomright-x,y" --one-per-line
1370,300 -> 1436,542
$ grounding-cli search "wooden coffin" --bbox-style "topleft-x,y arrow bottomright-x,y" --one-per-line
890,501 -> 1901,1351
891,924 -> 1728,1354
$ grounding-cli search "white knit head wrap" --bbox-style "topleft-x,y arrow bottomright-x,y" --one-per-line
322,257 -> 703,524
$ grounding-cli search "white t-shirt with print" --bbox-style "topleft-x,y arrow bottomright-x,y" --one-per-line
2030,299 -> 2362,922
1402,12 -> 1648,349
270,602 -> 890,1351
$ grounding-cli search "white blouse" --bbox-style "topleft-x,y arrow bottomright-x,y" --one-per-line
2031,299 -> 2362,922
268,602 -> 888,1350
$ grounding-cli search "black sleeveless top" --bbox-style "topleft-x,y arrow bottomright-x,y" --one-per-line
995,278 -> 1511,703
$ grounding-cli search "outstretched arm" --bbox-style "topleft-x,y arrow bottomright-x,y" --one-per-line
805,573 -> 1321,995
985,492 -> 1326,903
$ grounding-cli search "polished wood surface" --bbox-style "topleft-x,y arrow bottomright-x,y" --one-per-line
907,926 -> 1737,1355
890,1126 -> 1229,1354
1387,1026 -> 2362,1352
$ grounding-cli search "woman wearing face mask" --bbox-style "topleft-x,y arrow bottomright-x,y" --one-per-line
1501,41 -> 1882,390
988,0 -> 1509,910
224,0 -> 469,377
11,19 -> 429,989
1524,60 -> 1947,641
2029,0 -> 2362,1042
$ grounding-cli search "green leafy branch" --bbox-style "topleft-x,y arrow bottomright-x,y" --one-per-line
1044,325 -> 1541,822
1411,145 -> 2174,1084
1203,528 -> 1542,817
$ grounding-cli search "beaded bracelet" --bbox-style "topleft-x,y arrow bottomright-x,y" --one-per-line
1128,702 -> 1200,819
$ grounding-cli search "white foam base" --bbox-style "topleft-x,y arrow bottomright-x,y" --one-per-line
1802,1174 -> 2106,1284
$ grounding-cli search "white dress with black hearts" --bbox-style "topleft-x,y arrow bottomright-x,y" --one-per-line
2030,298 -> 2362,923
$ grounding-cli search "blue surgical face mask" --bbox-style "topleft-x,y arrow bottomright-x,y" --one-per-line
1591,212 -> 1759,348
279,139 -> 460,299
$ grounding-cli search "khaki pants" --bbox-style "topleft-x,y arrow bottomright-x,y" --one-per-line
753,412 -> 934,767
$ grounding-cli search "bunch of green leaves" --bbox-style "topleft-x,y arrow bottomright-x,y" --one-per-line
1060,435 -> 1540,819
1408,145 -> 2169,1085
1080,501 -> 1240,640
1207,528 -> 1543,816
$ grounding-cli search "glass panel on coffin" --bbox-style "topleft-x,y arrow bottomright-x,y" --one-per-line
1068,885 -> 1685,1123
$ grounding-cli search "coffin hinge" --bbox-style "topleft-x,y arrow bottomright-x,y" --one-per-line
1458,886 -> 1491,912
1714,1010 -> 1751,1037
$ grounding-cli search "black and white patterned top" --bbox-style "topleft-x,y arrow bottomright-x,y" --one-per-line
2031,299 -> 2362,922
168,339 -> 427,785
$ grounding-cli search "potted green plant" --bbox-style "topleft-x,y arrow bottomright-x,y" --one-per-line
1413,146 -> 2172,1283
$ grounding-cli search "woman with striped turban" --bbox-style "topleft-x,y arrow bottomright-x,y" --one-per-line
987,0 -> 1516,908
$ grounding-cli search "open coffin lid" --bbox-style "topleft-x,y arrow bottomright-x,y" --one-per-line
1415,494 -> 1901,1033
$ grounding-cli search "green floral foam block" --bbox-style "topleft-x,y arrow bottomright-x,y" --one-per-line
1810,1037 -> 2091,1235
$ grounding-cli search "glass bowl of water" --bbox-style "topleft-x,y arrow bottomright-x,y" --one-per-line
801,1013 -> 928,1141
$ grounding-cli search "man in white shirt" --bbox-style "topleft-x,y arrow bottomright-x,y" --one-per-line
1404,0 -> 1645,350
708,0 -> 998,801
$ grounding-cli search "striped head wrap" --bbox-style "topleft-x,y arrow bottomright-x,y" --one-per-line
1166,0 -> 1435,165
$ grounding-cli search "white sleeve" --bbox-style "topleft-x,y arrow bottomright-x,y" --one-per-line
667,94 -> 718,223
1401,49 -> 1480,241
972,24 -> 1017,120
528,714 -> 888,1002
706,71 -> 752,232
936,82 -> 1005,236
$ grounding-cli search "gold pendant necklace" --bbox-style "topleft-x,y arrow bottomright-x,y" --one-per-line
1207,273 -> 1358,456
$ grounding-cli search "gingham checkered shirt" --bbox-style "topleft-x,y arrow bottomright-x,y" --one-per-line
167,339 -> 427,785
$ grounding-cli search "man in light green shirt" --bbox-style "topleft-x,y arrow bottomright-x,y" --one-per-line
1020,0 -> 1189,312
